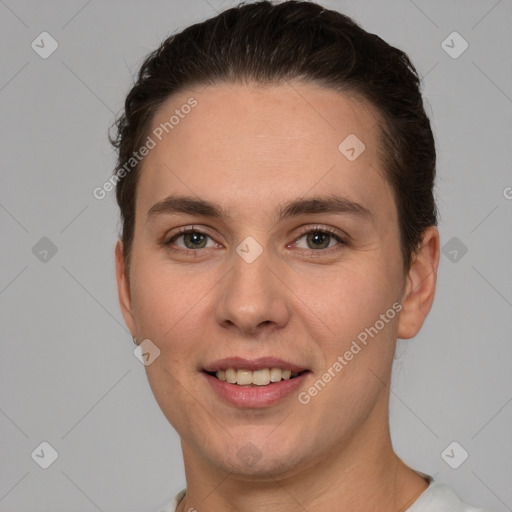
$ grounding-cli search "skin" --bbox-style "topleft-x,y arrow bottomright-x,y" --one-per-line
115,80 -> 440,512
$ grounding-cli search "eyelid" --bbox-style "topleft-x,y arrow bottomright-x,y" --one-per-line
292,224 -> 347,242
163,225 -> 219,247
289,224 -> 347,250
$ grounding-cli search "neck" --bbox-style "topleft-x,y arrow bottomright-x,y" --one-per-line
176,396 -> 429,512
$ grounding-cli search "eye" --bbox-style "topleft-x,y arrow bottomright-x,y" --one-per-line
165,227 -> 218,251
292,226 -> 346,251
163,225 -> 346,254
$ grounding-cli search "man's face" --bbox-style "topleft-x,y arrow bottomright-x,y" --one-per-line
118,81 -> 409,476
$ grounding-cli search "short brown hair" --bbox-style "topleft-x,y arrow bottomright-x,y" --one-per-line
110,0 -> 437,271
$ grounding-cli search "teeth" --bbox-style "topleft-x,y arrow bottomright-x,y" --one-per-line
214,367 -> 300,386
270,368 -> 282,382
236,370 -> 253,386
253,369 -> 270,386
225,368 -> 237,384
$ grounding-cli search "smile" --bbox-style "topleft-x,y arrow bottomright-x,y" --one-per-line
202,357 -> 310,407
208,368 -> 303,386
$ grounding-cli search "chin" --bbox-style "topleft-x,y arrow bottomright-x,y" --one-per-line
219,454 -> 305,480
205,436 -> 309,480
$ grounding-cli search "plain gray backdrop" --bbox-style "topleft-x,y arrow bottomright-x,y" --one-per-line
1,1 -> 511,511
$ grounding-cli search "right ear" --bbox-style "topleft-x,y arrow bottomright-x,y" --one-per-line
115,240 -> 136,336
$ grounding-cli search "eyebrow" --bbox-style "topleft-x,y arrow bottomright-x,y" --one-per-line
147,194 -> 372,223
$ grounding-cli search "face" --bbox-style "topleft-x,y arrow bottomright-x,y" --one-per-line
116,80 -> 436,478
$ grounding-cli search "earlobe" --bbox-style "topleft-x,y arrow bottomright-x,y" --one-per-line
397,226 -> 440,340
115,240 -> 136,336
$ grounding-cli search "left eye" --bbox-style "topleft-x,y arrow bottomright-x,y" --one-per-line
293,230 -> 344,250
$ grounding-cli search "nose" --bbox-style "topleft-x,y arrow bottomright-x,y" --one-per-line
215,242 -> 290,338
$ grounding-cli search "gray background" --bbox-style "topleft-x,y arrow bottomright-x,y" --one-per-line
1,0 -> 511,511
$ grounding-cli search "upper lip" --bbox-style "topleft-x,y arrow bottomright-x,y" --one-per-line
204,356 -> 308,373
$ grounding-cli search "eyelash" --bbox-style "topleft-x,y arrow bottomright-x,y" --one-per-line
291,225 -> 346,253
163,225 -> 347,255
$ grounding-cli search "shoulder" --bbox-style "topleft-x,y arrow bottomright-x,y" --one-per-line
155,489 -> 186,512
406,482 -> 493,512
158,483 -> 494,512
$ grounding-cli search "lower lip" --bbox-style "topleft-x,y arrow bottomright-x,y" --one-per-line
204,372 -> 309,408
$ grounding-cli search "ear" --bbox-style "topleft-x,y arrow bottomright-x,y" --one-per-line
397,226 -> 440,339
115,240 -> 137,337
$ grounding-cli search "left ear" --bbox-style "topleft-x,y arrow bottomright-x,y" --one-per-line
397,226 -> 440,339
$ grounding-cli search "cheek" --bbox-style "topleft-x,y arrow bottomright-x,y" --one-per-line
291,263 -> 401,433
130,260 -> 213,426
292,255 -> 402,345
129,256 -> 218,360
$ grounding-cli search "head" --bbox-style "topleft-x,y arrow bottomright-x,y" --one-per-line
112,0 -> 439,479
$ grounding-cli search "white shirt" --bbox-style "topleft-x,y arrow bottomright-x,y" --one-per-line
157,480 -> 491,511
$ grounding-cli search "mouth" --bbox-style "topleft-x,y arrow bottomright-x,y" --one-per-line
204,367 -> 307,387
202,357 -> 310,407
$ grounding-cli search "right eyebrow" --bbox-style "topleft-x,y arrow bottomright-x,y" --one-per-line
147,195 -> 227,220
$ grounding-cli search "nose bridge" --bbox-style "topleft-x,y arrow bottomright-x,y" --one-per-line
216,237 -> 289,334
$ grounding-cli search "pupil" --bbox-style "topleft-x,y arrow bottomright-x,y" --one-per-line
185,232 -> 206,249
307,232 -> 329,249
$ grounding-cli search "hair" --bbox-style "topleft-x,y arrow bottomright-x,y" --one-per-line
109,0 -> 437,271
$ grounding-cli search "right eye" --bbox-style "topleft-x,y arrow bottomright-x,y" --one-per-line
164,227 -> 220,252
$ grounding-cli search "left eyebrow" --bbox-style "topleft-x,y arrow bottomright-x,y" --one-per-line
276,195 -> 372,223
146,194 -> 372,223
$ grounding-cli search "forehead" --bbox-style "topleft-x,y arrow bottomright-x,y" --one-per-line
136,80 -> 394,224
148,80 -> 381,161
